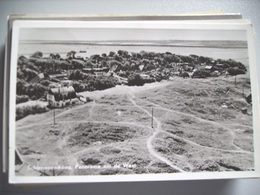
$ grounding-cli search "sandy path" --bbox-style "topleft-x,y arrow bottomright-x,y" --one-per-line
138,99 -> 252,154
128,94 -> 186,173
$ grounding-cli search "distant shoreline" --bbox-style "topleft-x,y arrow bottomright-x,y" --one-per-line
19,43 -> 248,49
19,40 -> 248,49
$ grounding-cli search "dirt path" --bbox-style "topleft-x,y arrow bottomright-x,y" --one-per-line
87,100 -> 96,121
139,99 -> 252,154
163,131 -> 251,154
55,126 -> 78,175
128,94 -> 186,173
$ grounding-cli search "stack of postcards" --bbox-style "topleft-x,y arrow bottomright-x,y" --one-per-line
3,14 -> 259,184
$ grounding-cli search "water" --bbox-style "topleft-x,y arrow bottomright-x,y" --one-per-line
18,43 -> 249,67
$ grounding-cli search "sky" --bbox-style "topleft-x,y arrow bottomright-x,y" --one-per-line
19,28 -> 247,42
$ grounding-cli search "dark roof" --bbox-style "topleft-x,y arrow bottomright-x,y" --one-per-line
49,86 -> 76,101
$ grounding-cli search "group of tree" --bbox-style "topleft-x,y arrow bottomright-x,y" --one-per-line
69,70 -> 119,92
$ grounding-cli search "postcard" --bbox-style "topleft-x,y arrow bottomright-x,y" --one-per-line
8,19 -> 260,183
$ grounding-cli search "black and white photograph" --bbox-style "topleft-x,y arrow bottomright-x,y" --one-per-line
8,20 -> 259,183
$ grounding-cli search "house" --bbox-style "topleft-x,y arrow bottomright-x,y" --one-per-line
205,65 -> 213,70
140,74 -> 150,80
214,63 -> 227,71
48,73 -> 68,82
93,67 -> 110,76
178,62 -> 194,71
47,86 -> 77,108
60,79 -> 73,87
82,68 -> 94,74
71,59 -> 85,69
83,67 -> 109,76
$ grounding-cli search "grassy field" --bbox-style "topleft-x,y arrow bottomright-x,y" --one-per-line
15,75 -> 254,176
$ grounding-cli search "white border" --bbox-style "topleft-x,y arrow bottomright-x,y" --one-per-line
9,20 -> 260,184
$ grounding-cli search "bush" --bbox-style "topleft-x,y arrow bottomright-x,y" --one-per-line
227,67 -> 246,76
23,68 -> 39,81
16,95 -> 29,104
40,80 -> 51,87
31,51 -> 43,58
16,79 -> 28,95
93,76 -> 117,90
25,83 -> 48,99
69,70 -> 88,80
73,81 -> 86,92
16,104 -> 49,120
127,73 -> 145,86
192,69 -> 211,78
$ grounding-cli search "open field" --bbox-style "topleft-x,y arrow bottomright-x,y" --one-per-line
15,75 -> 253,176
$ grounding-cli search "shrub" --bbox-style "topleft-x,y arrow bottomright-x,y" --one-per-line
16,95 -> 29,104
69,70 -> 88,80
31,51 -> 43,58
16,104 -> 48,120
227,67 -> 246,76
25,83 -> 48,99
127,73 -> 145,86
192,69 -> 211,78
23,68 -> 39,81
93,76 -> 117,90
73,81 -> 86,92
16,79 -> 28,95
40,80 -> 51,87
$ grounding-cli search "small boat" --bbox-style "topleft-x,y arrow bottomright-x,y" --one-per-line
79,50 -> 87,53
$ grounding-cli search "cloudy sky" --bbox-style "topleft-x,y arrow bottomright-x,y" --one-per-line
19,28 -> 247,42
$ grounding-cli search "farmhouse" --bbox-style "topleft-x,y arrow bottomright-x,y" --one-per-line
47,86 -> 77,108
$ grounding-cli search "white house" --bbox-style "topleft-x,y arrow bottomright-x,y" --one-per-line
47,86 -> 77,108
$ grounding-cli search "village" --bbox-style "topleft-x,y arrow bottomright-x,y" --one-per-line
15,49 -> 248,119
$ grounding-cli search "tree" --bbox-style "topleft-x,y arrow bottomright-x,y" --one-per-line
66,51 -> 76,59
127,73 -> 145,86
31,51 -> 43,58
227,67 -> 246,86
227,67 -> 246,76
23,68 -> 39,81
50,53 -> 61,60
109,51 -> 116,57
25,83 -> 48,99
72,81 -> 86,92
16,79 -> 27,95
69,70 -> 87,80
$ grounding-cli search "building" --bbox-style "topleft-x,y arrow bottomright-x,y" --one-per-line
47,86 -> 77,108
48,73 -> 68,82
82,67 -> 109,76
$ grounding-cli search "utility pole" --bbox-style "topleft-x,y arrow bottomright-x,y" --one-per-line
53,108 -> 56,126
151,107 -> 154,128
242,84 -> 245,97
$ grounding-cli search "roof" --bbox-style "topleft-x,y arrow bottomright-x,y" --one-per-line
50,86 -> 75,95
49,86 -> 76,101
49,73 -> 68,79
71,59 -> 85,65
205,65 -> 213,69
